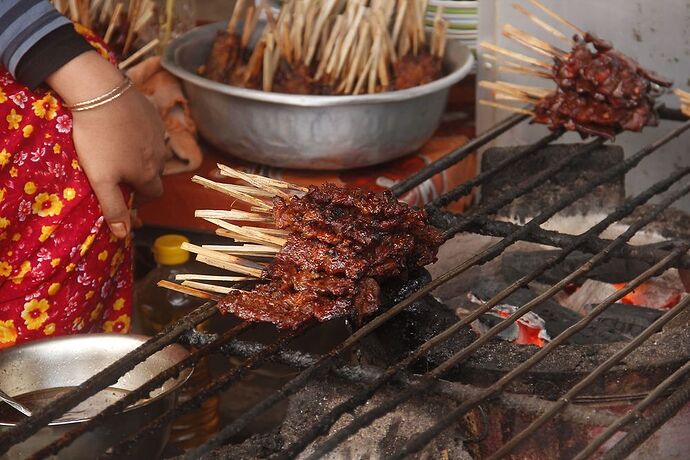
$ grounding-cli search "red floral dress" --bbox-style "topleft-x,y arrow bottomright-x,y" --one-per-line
0,26 -> 132,349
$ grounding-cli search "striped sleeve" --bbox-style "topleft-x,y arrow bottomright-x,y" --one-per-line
0,0 -> 92,88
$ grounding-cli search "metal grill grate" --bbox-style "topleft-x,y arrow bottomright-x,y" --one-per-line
2,113 -> 690,460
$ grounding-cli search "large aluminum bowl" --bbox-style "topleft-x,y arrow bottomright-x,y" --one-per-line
0,334 -> 191,460
162,21 -> 475,170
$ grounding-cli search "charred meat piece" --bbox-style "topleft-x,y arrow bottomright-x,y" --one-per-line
202,31 -> 241,82
393,52 -> 443,90
533,33 -> 671,138
218,185 -> 444,329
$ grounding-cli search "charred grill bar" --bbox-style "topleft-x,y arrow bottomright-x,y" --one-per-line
1,114 -> 690,459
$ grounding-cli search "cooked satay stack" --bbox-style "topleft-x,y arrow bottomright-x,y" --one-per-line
478,0 -> 674,139
51,0 -> 161,68
160,166 -> 444,329
200,0 -> 448,95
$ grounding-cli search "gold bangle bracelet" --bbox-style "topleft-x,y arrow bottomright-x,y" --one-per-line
63,77 -> 134,112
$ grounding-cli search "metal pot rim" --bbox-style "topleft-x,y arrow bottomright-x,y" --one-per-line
0,334 -> 191,427
161,21 -> 476,108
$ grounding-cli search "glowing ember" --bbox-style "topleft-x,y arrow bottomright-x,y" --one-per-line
467,294 -> 551,347
611,282 -> 682,310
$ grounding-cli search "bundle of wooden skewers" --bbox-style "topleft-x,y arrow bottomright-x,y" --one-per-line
477,0 -> 675,139
201,0 -> 449,95
159,166 -> 306,300
51,0 -> 169,70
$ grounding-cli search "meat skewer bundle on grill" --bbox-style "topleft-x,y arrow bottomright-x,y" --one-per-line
199,0 -> 448,95
160,166 -> 444,329
478,0 -> 674,139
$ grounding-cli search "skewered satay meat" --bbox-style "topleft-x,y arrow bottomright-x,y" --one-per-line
393,52 -> 443,91
532,33 -> 672,139
202,31 -> 242,82
218,185 -> 444,329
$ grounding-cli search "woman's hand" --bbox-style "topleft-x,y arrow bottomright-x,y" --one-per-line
46,51 -> 168,238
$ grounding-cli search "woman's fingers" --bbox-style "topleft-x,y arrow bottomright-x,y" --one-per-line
89,179 -> 132,238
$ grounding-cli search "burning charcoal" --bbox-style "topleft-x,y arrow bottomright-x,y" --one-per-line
563,274 -> 684,314
465,296 -> 551,347
481,144 -> 624,219
469,279 -> 626,344
586,303 -> 663,340
502,249 -> 656,285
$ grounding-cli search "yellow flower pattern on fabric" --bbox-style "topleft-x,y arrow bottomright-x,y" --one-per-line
0,320 -> 17,347
11,260 -> 31,284
48,283 -> 61,296
0,148 -> 10,167
43,323 -> 56,335
103,314 -> 131,333
32,95 -> 58,120
80,234 -> 96,256
0,28 -> 134,349
0,261 -> 11,277
21,299 -> 50,330
32,193 -> 63,217
39,225 -> 55,242
6,108 -> 21,129
90,302 -> 104,321
113,298 -> 125,311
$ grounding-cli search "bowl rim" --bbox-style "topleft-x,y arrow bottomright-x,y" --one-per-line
0,333 -> 191,427
161,21 -> 475,108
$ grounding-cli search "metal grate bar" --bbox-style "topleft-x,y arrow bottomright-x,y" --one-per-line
601,374 -> 690,460
433,214 -> 690,270
441,120 -> 690,239
429,130 -> 564,209
439,137 -> 606,239
0,302 -> 218,455
390,180 -> 690,456
486,266 -> 690,459
275,165 -> 690,459
575,360 -> 690,460
390,113 -> 528,196
28,322 -> 252,460
397,255 -> 690,459
100,323 -> 311,459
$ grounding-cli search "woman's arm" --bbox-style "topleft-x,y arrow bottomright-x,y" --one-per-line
0,1 -> 168,238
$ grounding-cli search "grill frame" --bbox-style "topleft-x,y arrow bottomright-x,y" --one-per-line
2,114 -> 690,460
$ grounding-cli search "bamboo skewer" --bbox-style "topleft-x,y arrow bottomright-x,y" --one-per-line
479,80 -> 551,99
181,281 -> 242,295
206,218 -> 288,247
527,0 -> 586,37
201,244 -> 280,255
103,2 -> 123,44
175,274 -> 254,282
480,42 -> 552,70
502,24 -> 567,59
511,3 -> 572,45
118,38 -> 159,70
194,209 -> 274,222
228,0 -> 247,34
192,176 -> 273,211
158,280 -> 222,301
479,99 -> 535,116
182,242 -> 265,277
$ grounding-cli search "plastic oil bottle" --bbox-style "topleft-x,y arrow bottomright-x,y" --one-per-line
135,234 -> 220,449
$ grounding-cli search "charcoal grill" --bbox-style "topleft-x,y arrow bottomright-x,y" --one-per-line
3,108 -> 690,459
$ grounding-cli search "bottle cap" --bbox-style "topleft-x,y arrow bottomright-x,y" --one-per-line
153,234 -> 190,265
